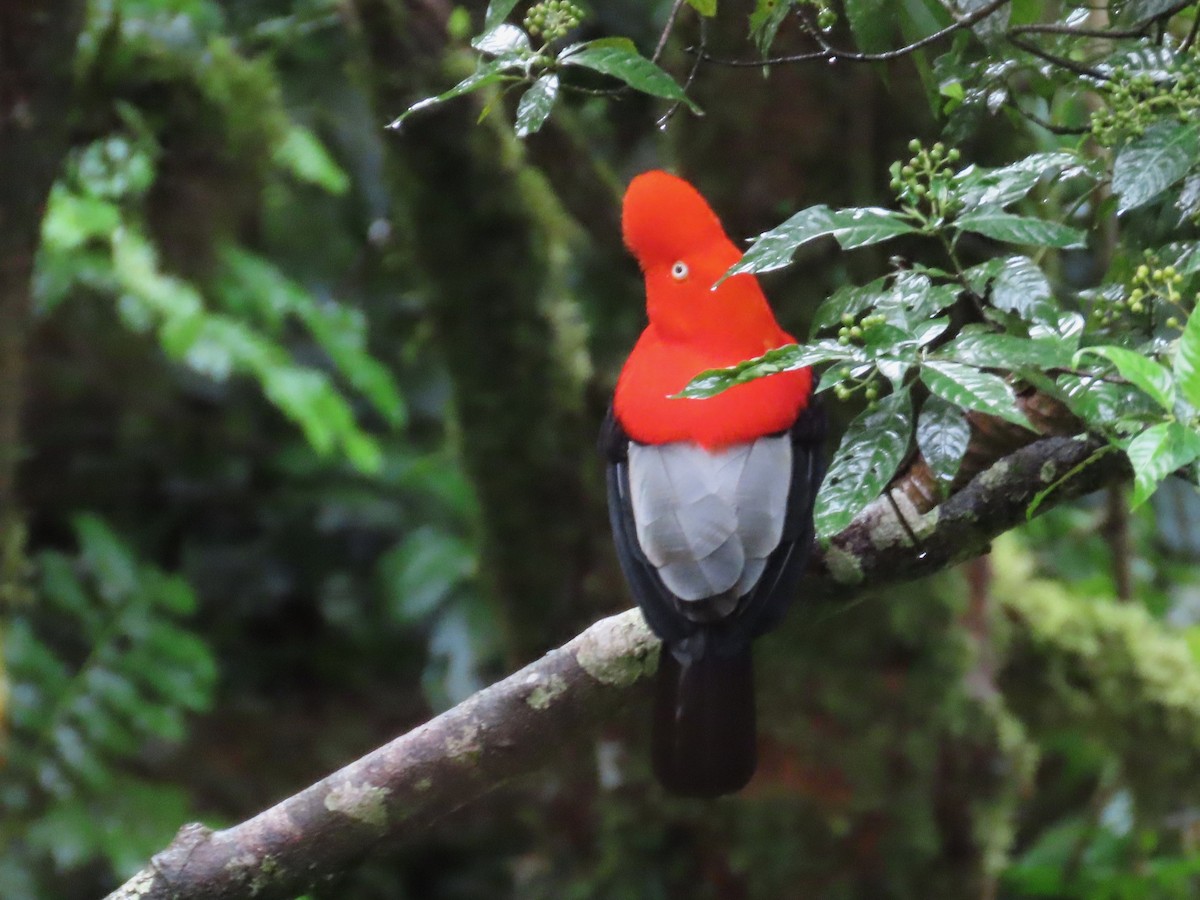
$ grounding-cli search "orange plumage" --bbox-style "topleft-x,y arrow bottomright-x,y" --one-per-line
614,170 -> 812,448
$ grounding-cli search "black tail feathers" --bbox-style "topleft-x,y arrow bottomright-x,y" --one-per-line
652,642 -> 756,797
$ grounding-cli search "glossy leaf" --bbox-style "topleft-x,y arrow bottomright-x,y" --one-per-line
1178,174 -> 1200,222
990,255 -> 1051,317
730,206 -> 919,277
811,278 -> 888,333
936,330 -> 1076,370
1074,346 -> 1175,413
515,74 -> 559,137
483,0 -> 521,30
922,360 -> 1033,428
679,340 -> 856,398
560,39 -> 701,112
917,395 -> 970,488
1125,422 -> 1200,507
1174,305 -> 1200,409
1112,122 -> 1200,214
955,151 -> 1083,209
686,0 -> 717,15
876,272 -> 959,327
472,22 -> 531,55
1054,374 -> 1159,433
955,210 -> 1087,249
388,58 -> 521,129
815,389 -> 913,539
1161,241 -> 1200,276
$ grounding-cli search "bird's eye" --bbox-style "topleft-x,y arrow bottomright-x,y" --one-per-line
670,261 -> 689,281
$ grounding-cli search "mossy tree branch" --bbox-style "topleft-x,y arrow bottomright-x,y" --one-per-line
105,426 -> 1192,900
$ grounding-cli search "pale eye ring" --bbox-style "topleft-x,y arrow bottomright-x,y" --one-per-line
670,261 -> 689,281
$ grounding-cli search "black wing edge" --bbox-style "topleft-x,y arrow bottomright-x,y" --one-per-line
601,408 -> 695,645
600,400 -> 827,655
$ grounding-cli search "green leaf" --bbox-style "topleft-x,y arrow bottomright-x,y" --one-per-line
954,210 -> 1087,249
1125,422 -> 1200,507
388,58 -> 523,129
811,278 -> 888,333
560,39 -> 701,112
845,0 -> 892,54
990,255 -> 1051,317
917,395 -> 970,487
73,514 -> 138,603
381,527 -> 475,622
921,361 -> 1033,428
472,22 -> 531,55
1112,122 -> 1200,214
1174,305 -> 1200,409
729,206 -> 919,277
876,271 -> 959,327
678,340 -> 855,398
955,151 -> 1082,210
41,186 -> 122,252
814,389 -> 913,539
1177,174 -> 1200,221
514,74 -> 559,137
220,248 -> 406,427
1053,373 -> 1159,433
1161,241 -> 1200,276
935,330 -> 1076,370
1074,346 -> 1175,413
272,125 -> 349,195
686,0 -> 718,15
484,0 -> 521,30
749,0 -> 795,53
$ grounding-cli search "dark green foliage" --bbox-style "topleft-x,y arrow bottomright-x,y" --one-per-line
7,0 -> 1200,897
1,515 -> 215,894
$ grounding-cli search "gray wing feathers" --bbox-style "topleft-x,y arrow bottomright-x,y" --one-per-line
627,438 -> 791,609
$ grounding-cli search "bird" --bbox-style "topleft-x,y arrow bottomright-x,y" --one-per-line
601,170 -> 825,797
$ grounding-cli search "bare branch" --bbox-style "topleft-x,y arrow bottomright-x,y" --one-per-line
693,0 -> 1012,66
652,0 -> 688,64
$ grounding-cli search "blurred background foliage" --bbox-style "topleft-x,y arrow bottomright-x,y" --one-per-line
3,0 -> 1200,897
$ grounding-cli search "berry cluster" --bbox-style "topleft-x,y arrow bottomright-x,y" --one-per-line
889,140 -> 962,223
1090,251 -> 1189,329
523,0 -> 585,42
832,312 -> 886,404
1091,60 -> 1200,146
804,0 -> 838,30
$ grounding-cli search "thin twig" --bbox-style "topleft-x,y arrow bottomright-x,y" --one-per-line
1008,99 -> 1092,135
652,0 -> 687,64
1183,1 -> 1200,52
1009,22 -> 1146,39
693,0 -> 1012,66
657,15 -> 706,127
1006,33 -> 1110,81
